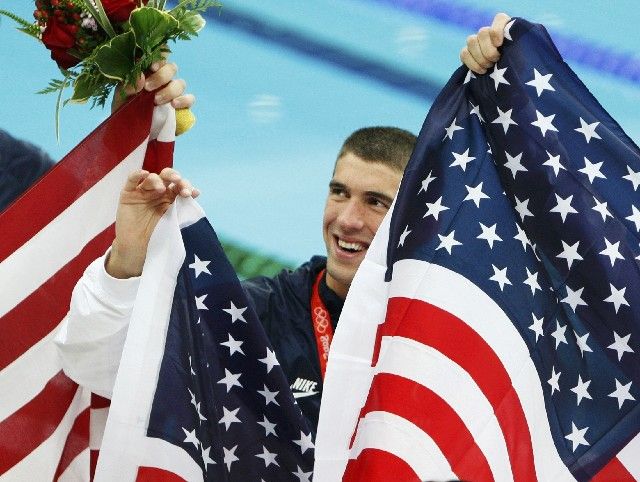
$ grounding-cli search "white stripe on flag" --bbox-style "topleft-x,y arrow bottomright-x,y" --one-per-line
0,139 -> 147,317
90,407 -> 109,451
350,411 -> 456,480
2,387 -> 89,481
376,335 -> 513,481
390,259 -> 574,480
58,448 -> 90,482
139,437 -> 204,482
0,324 -> 63,421
618,432 -> 640,477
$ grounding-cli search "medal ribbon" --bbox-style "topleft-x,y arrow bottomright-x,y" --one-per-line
311,269 -> 334,380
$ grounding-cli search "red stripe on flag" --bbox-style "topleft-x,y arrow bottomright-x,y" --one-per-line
90,449 -> 98,481
137,466 -> 186,481
0,225 -> 115,371
0,371 -> 77,475
591,456 -> 635,482
354,373 -> 494,481
142,139 -> 174,174
373,297 -> 537,482
53,407 -> 89,480
0,91 -> 155,263
91,393 -> 111,410
344,448 -> 419,482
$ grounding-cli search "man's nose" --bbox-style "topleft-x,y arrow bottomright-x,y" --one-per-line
337,199 -> 365,231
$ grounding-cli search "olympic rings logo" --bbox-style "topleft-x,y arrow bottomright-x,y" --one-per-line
313,306 -> 330,333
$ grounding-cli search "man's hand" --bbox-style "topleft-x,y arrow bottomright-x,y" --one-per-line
460,13 -> 511,74
106,168 -> 200,279
111,60 -> 195,113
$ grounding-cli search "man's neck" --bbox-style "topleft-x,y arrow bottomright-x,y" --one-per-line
325,272 -> 347,300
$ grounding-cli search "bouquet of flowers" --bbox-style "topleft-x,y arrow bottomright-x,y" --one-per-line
1,0 -> 220,135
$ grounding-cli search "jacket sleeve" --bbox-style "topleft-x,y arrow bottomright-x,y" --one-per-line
55,253 -> 140,398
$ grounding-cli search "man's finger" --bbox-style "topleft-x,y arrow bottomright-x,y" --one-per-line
155,79 -> 186,105
477,27 -> 500,63
123,170 -> 149,192
159,167 -> 181,183
171,93 -> 195,110
460,47 -> 485,74
490,12 -> 511,47
145,62 -> 178,92
138,173 -> 166,192
466,35 -> 492,70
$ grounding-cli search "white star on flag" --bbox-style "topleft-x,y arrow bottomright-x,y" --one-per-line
592,198 -> 612,221
463,182 -> 490,207
523,268 -> 541,296
557,240 -> 583,269
220,333 -> 245,356
469,102 -> 484,122
608,379 -> 635,409
525,68 -> 555,96
492,106 -> 518,134
188,254 -> 211,278
514,196 -> 534,221
293,431 -> 315,454
531,110 -> 558,136
201,446 -> 216,469
548,366 -> 561,394
489,264 -> 511,291
542,151 -> 565,176
603,283 -> 629,313
293,465 -> 313,482
182,427 -> 200,448
398,225 -> 411,247
575,117 -> 601,143
578,157 -> 606,183
514,224 -> 532,250
608,331 -> 634,361
626,205 -> 640,231
443,117 -> 464,140
217,369 -> 242,392
222,301 -> 248,323
450,148 -> 476,171
574,330 -> 593,357
551,320 -> 568,349
622,165 -> 640,191
256,446 -> 279,467
529,313 -> 544,342
565,422 -> 590,452
223,445 -> 239,471
561,285 -> 587,312
571,375 -> 592,405
424,196 -> 449,220
257,415 -> 277,437
195,294 -> 208,310
436,230 -> 462,254
258,348 -> 280,373
477,222 -> 502,249
599,238 -> 624,267
463,69 -> 476,84
218,406 -> 241,430
258,385 -> 280,406
550,193 -> 578,222
489,64 -> 510,90
418,170 -> 437,194
504,151 -> 527,178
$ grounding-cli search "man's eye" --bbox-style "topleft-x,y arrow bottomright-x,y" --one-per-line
369,197 -> 388,209
330,187 -> 346,196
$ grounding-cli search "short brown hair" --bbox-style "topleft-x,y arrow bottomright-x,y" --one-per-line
336,126 -> 417,172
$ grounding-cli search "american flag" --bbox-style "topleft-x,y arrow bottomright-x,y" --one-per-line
94,197 -> 315,480
315,18 -> 640,481
0,90 -> 173,480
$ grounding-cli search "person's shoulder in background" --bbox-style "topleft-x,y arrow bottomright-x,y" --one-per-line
0,129 -> 55,212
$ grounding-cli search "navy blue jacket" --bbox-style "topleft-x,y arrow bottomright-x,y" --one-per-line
242,255 -> 344,434
0,129 -> 55,212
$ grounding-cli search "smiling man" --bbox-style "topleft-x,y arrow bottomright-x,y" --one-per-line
57,13 -> 512,435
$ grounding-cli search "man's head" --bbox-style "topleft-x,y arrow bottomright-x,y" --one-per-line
322,127 -> 417,298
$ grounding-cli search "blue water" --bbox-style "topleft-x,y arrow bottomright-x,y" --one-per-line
2,0 -> 639,263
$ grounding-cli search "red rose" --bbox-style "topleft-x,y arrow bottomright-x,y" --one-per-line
42,16 -> 80,68
101,0 -> 148,23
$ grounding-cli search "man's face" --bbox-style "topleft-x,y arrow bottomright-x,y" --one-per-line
322,152 -> 402,298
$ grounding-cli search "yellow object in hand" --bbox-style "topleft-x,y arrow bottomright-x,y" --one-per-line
175,108 -> 196,136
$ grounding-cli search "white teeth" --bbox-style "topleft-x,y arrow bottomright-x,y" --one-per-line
338,239 -> 364,252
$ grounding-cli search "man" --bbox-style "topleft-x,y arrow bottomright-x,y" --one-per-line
56,13 -> 511,433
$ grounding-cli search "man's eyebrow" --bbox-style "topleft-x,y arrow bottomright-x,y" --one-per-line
365,190 -> 394,205
329,181 -> 346,189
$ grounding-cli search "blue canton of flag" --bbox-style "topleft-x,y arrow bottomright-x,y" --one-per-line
96,199 -> 314,482
147,213 -> 315,481
384,18 -> 640,481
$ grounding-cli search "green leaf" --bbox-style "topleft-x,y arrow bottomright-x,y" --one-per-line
0,9 -> 41,39
69,73 -> 95,104
94,31 -> 136,81
129,7 -> 179,50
